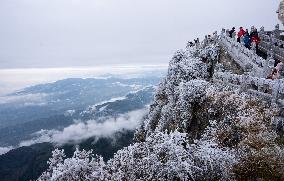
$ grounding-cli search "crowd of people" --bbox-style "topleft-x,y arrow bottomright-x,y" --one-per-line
186,27 -> 283,80
187,34 -> 217,48
226,26 -> 261,54
227,26 -> 283,80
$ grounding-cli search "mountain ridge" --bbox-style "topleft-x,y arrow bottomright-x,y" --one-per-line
36,34 -> 284,180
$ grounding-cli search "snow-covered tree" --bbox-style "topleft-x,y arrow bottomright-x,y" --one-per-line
38,148 -> 107,181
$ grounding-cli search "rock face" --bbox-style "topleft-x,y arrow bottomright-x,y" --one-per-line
37,39 -> 284,181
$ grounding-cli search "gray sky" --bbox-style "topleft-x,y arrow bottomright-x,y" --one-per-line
0,0 -> 281,69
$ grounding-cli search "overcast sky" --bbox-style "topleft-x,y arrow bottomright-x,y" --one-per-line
0,0 -> 281,69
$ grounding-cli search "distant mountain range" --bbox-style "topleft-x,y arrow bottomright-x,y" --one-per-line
0,77 -> 160,147
0,77 -> 160,129
0,76 -> 161,181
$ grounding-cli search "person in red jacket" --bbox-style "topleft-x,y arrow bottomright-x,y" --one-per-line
237,27 -> 246,43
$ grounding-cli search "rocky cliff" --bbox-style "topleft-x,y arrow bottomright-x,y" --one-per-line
37,37 -> 284,181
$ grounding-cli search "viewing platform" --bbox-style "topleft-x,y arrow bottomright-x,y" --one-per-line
218,25 -> 284,79
215,25 -> 284,107
186,24 -> 284,107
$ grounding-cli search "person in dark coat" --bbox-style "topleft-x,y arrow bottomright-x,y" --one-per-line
250,28 -> 260,55
229,27 -> 235,38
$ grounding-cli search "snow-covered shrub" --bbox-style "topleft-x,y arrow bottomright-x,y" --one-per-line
38,148 -> 107,181
38,130 -> 237,181
107,131 -> 198,181
205,90 -> 284,180
109,129 -> 239,181
233,147 -> 284,180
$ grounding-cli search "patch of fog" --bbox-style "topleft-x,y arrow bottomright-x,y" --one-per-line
64,110 -> 76,117
127,85 -> 156,95
19,129 -> 59,147
0,93 -> 50,105
19,108 -> 147,146
129,84 -> 144,89
82,96 -> 127,114
112,82 -> 143,90
0,146 -> 14,155
112,82 -> 130,87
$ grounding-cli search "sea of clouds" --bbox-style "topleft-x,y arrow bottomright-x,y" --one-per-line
19,108 -> 147,147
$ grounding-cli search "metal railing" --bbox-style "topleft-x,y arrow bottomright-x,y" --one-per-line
259,26 -> 284,63
213,71 -> 284,105
219,31 -> 267,78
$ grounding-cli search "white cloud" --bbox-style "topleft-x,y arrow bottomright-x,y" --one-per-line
64,110 -> 76,117
112,82 -> 144,90
0,146 -> 14,155
82,96 -> 127,114
0,93 -> 49,105
19,108 -> 147,147
19,129 -> 59,147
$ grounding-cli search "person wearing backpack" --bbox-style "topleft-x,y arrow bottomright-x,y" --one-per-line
237,27 -> 246,43
243,32 -> 251,49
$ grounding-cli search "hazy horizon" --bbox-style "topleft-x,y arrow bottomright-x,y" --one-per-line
0,64 -> 168,95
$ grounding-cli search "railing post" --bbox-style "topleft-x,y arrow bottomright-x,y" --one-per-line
260,26 -> 265,34
265,58 -> 276,77
240,71 -> 250,92
204,35 -> 208,47
269,33 -> 275,59
264,59 -> 269,78
213,31 -> 218,42
251,42 -> 257,54
221,28 -> 225,36
272,79 -> 280,104
279,63 -> 284,79
273,24 -> 281,39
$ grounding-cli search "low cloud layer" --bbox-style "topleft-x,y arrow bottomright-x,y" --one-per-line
0,146 -> 14,155
0,93 -> 49,105
19,109 -> 147,147
82,96 -> 127,115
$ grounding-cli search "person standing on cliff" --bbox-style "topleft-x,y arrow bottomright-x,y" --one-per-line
237,27 -> 246,43
229,27 -> 235,38
243,32 -> 251,49
250,28 -> 260,55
